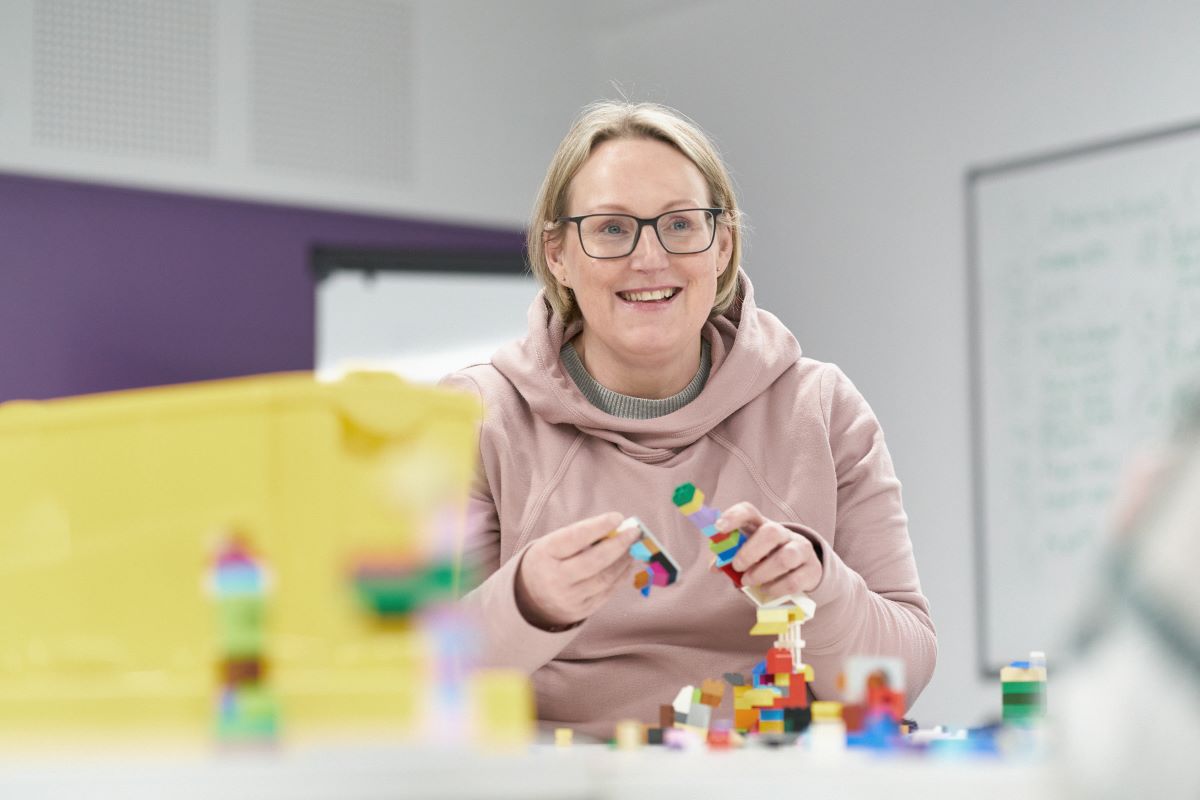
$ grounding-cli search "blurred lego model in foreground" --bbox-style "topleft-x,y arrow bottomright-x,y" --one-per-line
1055,413 -> 1200,800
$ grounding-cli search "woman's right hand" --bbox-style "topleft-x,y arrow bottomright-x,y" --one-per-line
514,511 -> 640,630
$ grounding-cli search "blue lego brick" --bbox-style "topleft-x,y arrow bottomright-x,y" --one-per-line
630,540 -> 653,562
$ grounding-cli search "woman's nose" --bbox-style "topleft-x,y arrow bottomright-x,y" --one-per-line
629,222 -> 670,269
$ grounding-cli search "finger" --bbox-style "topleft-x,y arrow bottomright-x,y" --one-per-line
576,554 -> 639,600
565,523 -> 641,583
757,559 -> 821,597
730,521 -> 790,573
544,512 -> 626,559
742,537 -> 812,586
715,501 -> 766,537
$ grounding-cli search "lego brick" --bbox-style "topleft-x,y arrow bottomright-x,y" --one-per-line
218,658 -> 266,684
758,708 -> 784,722
709,532 -> 743,555
766,648 -> 794,674
615,719 -> 644,750
1001,681 -> 1047,694
779,690 -> 809,710
700,678 -> 725,702
672,483 -> 704,516
759,720 -> 785,735
840,657 -> 905,704
734,708 -> 757,731
783,707 -> 813,733
660,704 -> 676,729
749,608 -> 790,636
630,540 -> 653,562
687,506 -> 720,528
811,700 -> 840,724
1000,665 -> 1047,682
1001,692 -> 1046,706
648,560 -> 671,586
646,727 -> 665,745
774,673 -> 790,687
718,563 -> 743,587
842,703 -> 866,733
673,686 -> 694,714
744,687 -> 781,707
555,728 -> 573,748
687,704 -> 712,730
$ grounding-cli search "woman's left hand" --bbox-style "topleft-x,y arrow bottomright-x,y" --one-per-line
716,502 -> 823,598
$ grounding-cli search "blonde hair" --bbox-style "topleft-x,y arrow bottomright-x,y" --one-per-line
528,101 -> 744,324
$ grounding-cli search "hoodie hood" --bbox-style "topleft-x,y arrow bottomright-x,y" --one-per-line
491,270 -> 803,460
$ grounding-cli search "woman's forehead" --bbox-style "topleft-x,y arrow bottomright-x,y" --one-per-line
568,138 -> 710,211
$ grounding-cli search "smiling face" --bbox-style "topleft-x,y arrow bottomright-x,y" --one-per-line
545,137 -> 732,396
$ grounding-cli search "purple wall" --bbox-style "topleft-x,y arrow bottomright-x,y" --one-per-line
0,173 -> 524,402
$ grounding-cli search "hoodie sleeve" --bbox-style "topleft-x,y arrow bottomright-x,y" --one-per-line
439,371 -> 585,673
790,364 -> 937,706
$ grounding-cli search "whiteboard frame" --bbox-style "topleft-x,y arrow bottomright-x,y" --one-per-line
966,117 -> 1200,677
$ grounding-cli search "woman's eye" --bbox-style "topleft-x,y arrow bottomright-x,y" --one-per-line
591,218 -> 629,236
669,218 -> 692,231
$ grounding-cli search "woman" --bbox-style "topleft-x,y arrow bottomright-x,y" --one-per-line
443,101 -> 936,739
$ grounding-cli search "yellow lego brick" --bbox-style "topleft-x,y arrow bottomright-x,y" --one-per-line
744,688 -> 780,707
801,664 -> 815,682
749,608 -> 790,635
1001,666 -> 1047,682
811,701 -> 842,722
775,673 -> 790,687
470,669 -> 536,749
759,721 -> 785,734
676,494 -> 704,516
733,685 -> 752,710
555,728 -> 573,748
615,719 -> 644,750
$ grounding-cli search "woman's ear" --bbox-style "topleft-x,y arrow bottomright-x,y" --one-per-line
545,231 -> 570,287
715,224 -> 733,276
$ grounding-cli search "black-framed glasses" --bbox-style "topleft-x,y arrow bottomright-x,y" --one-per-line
557,208 -> 724,259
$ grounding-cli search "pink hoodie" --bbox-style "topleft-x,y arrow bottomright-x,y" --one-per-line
442,272 -> 936,738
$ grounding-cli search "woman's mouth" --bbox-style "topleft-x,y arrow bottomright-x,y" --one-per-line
617,287 -> 680,304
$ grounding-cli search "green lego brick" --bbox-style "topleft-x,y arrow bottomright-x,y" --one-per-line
709,532 -> 742,555
217,596 -> 265,658
1001,681 -> 1046,695
672,483 -> 697,507
354,560 -> 458,616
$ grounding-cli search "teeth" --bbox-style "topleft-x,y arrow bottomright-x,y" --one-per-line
620,288 -> 677,302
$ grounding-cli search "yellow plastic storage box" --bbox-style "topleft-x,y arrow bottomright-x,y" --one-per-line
0,371 -> 480,744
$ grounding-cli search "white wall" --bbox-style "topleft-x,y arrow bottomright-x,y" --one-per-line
590,0 -> 1200,725
0,0 -> 591,227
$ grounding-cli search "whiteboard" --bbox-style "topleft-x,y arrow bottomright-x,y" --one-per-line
969,121 -> 1200,673
314,251 -> 537,383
